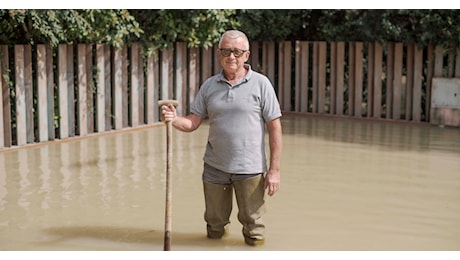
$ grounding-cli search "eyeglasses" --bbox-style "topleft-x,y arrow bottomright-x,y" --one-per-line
219,48 -> 248,58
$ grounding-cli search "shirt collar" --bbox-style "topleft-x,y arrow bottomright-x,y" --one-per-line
217,64 -> 253,83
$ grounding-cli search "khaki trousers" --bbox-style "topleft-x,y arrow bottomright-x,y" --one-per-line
203,174 -> 266,239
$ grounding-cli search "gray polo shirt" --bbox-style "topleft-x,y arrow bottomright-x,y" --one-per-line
191,64 -> 282,174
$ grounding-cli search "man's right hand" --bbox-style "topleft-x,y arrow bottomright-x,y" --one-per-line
160,104 -> 177,123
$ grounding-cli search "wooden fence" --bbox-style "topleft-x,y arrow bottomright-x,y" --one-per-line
0,41 -> 459,149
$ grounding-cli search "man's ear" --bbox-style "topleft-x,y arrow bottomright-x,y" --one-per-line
244,50 -> 251,61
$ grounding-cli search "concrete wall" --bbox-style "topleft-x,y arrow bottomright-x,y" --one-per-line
430,78 -> 460,127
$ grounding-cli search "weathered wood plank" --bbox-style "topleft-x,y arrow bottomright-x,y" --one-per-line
24,45 -> 34,144
263,42 -> 276,92
330,42 -> 337,114
1,45 -> 12,147
85,44 -> 94,133
67,45 -> 75,137
146,50 -> 156,124
131,43 -> 140,127
37,45 -> 49,142
392,42 -> 403,120
146,53 -> 154,124
353,42 -> 363,117
0,54 -> 3,147
373,43 -> 383,119
412,45 -> 423,122
213,45 -> 220,75
250,41 -> 260,72
312,42 -> 319,113
122,46 -> 129,128
161,48 -> 173,101
175,42 -> 187,116
46,45 -> 54,140
277,43 -> 284,110
0,47 -> 4,148
201,46 -> 213,82
405,44 -> 414,120
385,42 -> 394,119
367,43 -> 375,117
188,47 -> 199,108
153,49 -> 160,122
434,45 -> 444,77
96,44 -> 106,132
58,45 -> 69,139
348,42 -> 355,116
113,47 -> 123,130
294,41 -> 301,112
300,41 -> 310,113
282,41 -> 292,111
104,45 -> 111,130
78,44 -> 88,136
425,44 -> 434,122
138,46 -> 145,125
318,41 -> 327,114
336,42 -> 345,116
15,45 -> 27,145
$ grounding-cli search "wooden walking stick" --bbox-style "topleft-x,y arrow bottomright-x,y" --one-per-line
158,99 -> 179,251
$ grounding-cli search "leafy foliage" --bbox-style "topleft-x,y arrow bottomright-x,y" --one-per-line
0,9 -> 143,49
0,9 -> 459,50
129,9 -> 237,50
236,9 -> 460,49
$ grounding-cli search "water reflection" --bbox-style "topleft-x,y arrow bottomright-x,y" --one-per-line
0,116 -> 459,251
283,114 -> 460,153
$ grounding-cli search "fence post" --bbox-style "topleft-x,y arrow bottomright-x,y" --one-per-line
113,47 -> 123,130
175,42 -> 187,117
96,44 -> 106,133
77,44 -> 88,136
372,43 -> 383,119
14,45 -> 28,145
131,43 -> 140,127
37,45 -> 49,142
0,45 -> 12,148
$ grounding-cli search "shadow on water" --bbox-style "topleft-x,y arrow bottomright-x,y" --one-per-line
41,226 -> 246,250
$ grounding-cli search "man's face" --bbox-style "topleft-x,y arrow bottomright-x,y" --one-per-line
217,36 -> 250,73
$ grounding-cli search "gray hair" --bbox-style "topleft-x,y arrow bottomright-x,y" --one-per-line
218,30 -> 250,50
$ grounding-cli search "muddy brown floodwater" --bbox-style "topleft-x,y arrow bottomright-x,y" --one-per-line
1,114 -> 460,252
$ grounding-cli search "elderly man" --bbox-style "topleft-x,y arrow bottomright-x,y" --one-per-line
160,29 -> 282,246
